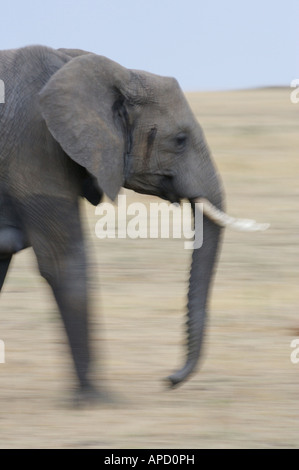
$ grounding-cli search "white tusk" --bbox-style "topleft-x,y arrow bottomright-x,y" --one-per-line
194,198 -> 270,232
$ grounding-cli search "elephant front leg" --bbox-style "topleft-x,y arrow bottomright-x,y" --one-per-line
50,256 -> 91,391
36,240 -> 94,396
0,226 -> 28,292
0,255 -> 12,292
21,197 -> 102,404
38,247 -> 109,406
0,227 -> 25,255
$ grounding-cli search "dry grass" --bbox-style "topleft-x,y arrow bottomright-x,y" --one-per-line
1,88 -> 298,448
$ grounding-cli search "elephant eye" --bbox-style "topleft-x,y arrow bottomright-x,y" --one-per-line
175,133 -> 187,151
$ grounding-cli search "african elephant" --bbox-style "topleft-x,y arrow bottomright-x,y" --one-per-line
0,45 -> 267,402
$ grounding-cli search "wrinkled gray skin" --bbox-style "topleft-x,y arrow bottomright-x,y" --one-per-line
0,46 -> 223,401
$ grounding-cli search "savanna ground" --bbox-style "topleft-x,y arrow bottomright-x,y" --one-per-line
0,88 -> 298,449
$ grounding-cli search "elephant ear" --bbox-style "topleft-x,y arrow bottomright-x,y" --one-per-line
39,54 -> 137,200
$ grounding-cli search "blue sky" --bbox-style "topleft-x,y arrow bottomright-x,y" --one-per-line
1,0 -> 298,91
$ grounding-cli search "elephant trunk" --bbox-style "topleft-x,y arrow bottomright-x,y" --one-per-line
166,185 -> 269,387
167,205 -> 222,386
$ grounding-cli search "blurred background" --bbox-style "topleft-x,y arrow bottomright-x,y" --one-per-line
1,0 -> 299,449
1,0 -> 298,90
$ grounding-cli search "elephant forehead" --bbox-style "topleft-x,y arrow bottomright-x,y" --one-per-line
131,69 -> 184,100
140,92 -> 193,128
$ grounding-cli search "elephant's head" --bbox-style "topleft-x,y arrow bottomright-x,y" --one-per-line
39,54 -> 267,386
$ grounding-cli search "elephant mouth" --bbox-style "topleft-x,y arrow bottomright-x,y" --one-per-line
159,175 -> 181,203
124,173 -> 180,204
125,173 -> 269,232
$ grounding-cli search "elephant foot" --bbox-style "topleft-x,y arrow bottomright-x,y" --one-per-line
71,384 -> 120,409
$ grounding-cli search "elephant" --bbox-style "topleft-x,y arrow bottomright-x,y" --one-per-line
0,45 -> 267,402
